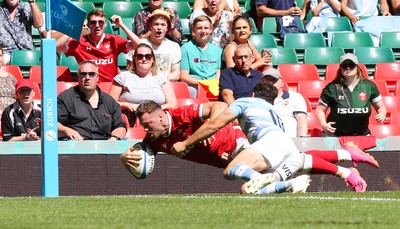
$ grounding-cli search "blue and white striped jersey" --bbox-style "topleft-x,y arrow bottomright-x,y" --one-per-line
229,97 -> 285,144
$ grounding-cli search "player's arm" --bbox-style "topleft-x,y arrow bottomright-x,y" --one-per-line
172,107 -> 237,156
201,101 -> 229,120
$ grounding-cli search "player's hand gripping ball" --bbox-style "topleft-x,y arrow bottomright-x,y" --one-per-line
129,142 -> 155,179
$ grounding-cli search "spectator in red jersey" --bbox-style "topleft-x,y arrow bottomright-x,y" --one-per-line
56,9 -> 138,83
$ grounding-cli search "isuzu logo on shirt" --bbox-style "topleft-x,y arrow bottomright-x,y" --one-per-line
337,107 -> 369,114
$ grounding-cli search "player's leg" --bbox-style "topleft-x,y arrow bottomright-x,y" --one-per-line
249,174 -> 311,194
304,146 -> 379,168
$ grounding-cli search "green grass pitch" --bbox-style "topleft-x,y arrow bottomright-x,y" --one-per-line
1,192 -> 399,229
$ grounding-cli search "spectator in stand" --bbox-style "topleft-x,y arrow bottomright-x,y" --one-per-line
262,68 -> 308,138
58,61 -> 126,140
0,47 -> 17,115
1,79 -> 41,141
190,0 -> 234,48
223,15 -> 271,70
194,0 -> 241,14
0,0 -> 43,64
56,9 -> 138,83
305,0 -> 341,32
255,0 -> 302,30
381,0 -> 400,15
126,9 -> 181,81
108,43 -> 177,126
219,44 -> 263,105
133,0 -> 183,45
316,53 -> 387,137
180,15 -> 222,98
341,0 -> 379,25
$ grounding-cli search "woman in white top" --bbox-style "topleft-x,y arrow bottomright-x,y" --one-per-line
193,0 -> 241,14
108,43 -> 177,125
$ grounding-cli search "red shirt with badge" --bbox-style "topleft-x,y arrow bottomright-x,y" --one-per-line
66,34 -> 128,82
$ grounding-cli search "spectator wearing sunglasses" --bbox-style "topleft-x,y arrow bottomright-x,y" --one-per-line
108,43 -> 177,126
56,9 -> 138,83
316,53 -> 387,137
57,61 -> 127,140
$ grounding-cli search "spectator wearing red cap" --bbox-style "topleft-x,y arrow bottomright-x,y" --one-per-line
1,79 -> 41,141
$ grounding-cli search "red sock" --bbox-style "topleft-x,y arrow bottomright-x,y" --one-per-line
307,154 -> 339,175
305,150 -> 338,163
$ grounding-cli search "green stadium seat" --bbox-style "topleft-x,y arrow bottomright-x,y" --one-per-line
324,17 -> 353,32
284,33 -> 326,62
36,2 -> 45,12
354,47 -> 395,77
180,18 -> 192,42
269,48 -> 299,66
261,17 -> 278,35
248,33 -> 277,50
10,50 -> 41,77
379,31 -> 400,60
72,1 -> 96,14
331,32 -> 374,49
102,2 -> 143,18
249,17 -> 258,34
162,1 -> 192,19
118,17 -> 134,39
304,47 -> 345,77
118,52 -> 127,72
59,52 -> 78,78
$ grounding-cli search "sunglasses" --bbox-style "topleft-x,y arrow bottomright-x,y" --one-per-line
79,72 -> 97,78
89,20 -> 105,27
340,63 -> 356,69
135,54 -> 153,60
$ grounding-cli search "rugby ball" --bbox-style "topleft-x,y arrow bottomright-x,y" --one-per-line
128,142 -> 155,179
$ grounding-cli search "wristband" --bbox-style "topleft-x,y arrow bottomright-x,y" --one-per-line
28,0 -> 36,3
111,135 -> 121,140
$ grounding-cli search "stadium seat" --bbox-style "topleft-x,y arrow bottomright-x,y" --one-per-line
125,127 -> 146,139
29,66 -> 73,86
36,2 -> 45,12
324,17 -> 353,33
370,109 -> 392,125
171,81 -> 191,98
32,82 -> 41,101
261,17 -> 278,35
249,34 -> 277,50
118,17 -> 134,39
379,31 -> 400,60
0,65 -> 23,81
269,48 -> 299,66
98,82 -> 112,93
324,63 -> 368,81
10,50 -> 41,77
177,98 -> 209,107
331,32 -> 374,49
121,113 -> 131,128
284,33 -> 326,49
354,47 -> 395,77
180,18 -> 192,42
118,52 -> 127,71
162,1 -> 192,19
389,111 -> 400,125
249,17 -> 258,34
103,2 -> 143,19
297,80 -> 327,110
381,95 -> 400,111
284,33 -> 326,62
31,25 -> 41,49
72,1 -> 95,13
57,82 -> 78,95
368,124 -> 400,139
278,64 -> 320,82
371,80 -> 390,96
304,47 -> 345,78
373,63 -> 400,95
307,111 -> 323,137
59,53 -> 79,79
